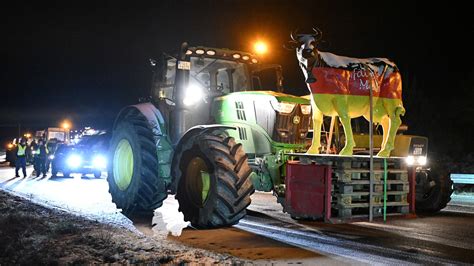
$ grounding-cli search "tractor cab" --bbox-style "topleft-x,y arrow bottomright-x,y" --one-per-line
149,45 -> 285,143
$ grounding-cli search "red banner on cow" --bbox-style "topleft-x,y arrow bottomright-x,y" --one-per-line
309,67 -> 402,99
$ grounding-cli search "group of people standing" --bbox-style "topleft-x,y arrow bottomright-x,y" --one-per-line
14,137 -> 51,178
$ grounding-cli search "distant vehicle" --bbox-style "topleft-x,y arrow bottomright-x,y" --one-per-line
51,133 -> 109,178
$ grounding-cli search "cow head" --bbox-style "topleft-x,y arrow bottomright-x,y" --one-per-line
287,28 -> 323,83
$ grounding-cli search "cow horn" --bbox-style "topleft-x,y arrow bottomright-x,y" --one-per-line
290,28 -> 299,41
312,27 -> 323,40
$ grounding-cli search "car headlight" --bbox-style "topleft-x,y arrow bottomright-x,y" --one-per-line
92,155 -> 107,169
67,154 -> 82,168
183,83 -> 205,106
271,101 -> 296,114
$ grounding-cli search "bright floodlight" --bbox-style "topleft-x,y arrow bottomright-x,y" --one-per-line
183,83 -> 204,106
254,41 -> 268,55
67,154 -> 82,168
405,155 -> 415,166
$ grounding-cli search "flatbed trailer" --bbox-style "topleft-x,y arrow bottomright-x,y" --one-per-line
283,153 -> 416,223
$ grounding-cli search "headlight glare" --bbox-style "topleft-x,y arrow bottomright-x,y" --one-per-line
405,156 -> 415,166
183,83 -> 204,106
417,156 -> 427,166
92,155 -> 107,169
67,154 -> 82,168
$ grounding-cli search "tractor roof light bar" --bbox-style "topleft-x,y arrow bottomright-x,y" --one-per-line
185,47 -> 259,64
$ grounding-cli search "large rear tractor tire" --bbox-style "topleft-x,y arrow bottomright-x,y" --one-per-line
416,165 -> 453,213
174,132 -> 254,228
107,112 -> 167,216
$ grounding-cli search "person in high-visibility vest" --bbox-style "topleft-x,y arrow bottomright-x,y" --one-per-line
15,138 -> 28,177
36,139 -> 49,178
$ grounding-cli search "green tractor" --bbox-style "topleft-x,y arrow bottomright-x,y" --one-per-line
107,43 -> 311,228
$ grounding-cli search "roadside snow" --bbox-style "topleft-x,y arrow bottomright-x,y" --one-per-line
153,196 -> 190,237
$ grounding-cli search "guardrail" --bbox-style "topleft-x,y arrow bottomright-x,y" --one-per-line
451,173 -> 474,185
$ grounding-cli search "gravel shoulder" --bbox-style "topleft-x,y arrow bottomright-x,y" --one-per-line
0,190 -> 246,265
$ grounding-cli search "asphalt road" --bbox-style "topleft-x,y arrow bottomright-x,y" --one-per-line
1,163 -> 473,264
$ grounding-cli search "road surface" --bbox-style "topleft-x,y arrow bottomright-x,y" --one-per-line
1,163 -> 473,264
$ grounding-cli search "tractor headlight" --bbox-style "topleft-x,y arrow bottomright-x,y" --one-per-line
271,101 -> 296,114
183,83 -> 204,106
92,155 -> 107,169
417,156 -> 427,166
405,155 -> 427,166
300,104 -> 311,115
67,154 -> 82,168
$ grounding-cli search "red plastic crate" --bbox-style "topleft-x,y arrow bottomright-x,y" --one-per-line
285,160 -> 332,220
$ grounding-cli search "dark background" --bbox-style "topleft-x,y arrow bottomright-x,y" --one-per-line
1,0 -> 473,158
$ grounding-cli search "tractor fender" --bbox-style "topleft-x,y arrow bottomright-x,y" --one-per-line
113,102 -> 167,141
169,124 -> 237,194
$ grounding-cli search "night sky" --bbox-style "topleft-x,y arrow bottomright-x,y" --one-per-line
1,1 -> 473,157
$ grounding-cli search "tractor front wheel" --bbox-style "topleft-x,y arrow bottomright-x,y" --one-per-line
107,112 -> 167,216
175,133 -> 254,228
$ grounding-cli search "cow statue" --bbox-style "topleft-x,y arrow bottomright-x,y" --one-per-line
289,28 -> 405,157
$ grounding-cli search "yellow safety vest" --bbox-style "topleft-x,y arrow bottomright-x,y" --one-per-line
17,145 -> 26,156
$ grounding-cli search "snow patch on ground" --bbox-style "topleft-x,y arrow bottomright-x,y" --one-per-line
152,195 -> 190,237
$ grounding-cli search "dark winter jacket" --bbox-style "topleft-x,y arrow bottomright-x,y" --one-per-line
38,145 -> 48,158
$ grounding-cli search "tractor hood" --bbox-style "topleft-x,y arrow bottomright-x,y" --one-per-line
235,91 -> 310,105
212,91 -> 311,153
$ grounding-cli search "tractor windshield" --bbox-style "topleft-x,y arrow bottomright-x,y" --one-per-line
189,57 -> 250,93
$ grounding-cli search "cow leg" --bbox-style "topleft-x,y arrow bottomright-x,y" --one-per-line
306,101 -> 323,154
377,113 -> 401,157
379,116 -> 390,152
334,98 -> 355,155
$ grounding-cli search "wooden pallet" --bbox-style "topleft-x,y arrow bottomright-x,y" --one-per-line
336,182 -> 409,194
285,153 -> 412,221
333,169 -> 408,183
332,191 -> 408,208
336,203 -> 410,218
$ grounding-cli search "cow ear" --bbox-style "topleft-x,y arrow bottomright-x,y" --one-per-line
283,41 -> 299,50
